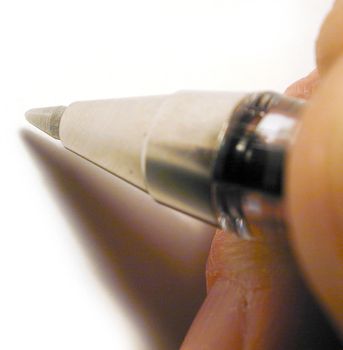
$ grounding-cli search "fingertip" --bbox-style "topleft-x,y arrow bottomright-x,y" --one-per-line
206,230 -> 227,292
284,70 -> 320,99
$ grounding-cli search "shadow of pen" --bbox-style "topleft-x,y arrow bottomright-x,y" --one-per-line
21,129 -> 214,349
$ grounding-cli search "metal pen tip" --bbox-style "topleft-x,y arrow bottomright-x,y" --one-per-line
25,105 -> 66,139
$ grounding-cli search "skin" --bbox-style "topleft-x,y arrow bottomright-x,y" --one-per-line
182,2 -> 343,348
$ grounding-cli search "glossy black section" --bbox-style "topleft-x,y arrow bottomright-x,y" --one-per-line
215,98 -> 283,197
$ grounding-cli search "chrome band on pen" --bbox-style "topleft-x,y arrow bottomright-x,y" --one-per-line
213,92 -> 304,237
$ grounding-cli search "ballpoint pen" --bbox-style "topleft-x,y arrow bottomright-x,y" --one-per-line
26,91 -> 304,238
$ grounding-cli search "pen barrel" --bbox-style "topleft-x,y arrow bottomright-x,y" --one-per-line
58,91 -> 304,238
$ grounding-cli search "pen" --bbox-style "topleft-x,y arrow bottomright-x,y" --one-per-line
26,91 -> 304,238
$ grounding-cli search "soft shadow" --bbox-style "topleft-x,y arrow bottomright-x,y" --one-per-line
21,129 -> 214,349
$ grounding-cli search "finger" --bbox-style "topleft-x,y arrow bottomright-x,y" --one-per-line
284,69 -> 320,99
287,56 -> 343,337
183,230 -> 299,350
182,229 -> 338,349
316,0 -> 343,76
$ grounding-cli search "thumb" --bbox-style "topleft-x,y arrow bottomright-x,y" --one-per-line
287,55 -> 343,336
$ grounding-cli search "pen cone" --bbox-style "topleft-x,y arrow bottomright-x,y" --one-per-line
25,106 -> 66,139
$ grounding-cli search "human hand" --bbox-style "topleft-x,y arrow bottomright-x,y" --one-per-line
182,2 -> 343,349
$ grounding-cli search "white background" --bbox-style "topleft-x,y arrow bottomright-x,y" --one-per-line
0,1 -> 334,349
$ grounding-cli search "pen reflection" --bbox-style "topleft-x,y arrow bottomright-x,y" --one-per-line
21,130 -> 214,349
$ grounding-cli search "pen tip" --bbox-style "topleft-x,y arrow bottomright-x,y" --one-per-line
25,106 -> 66,140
